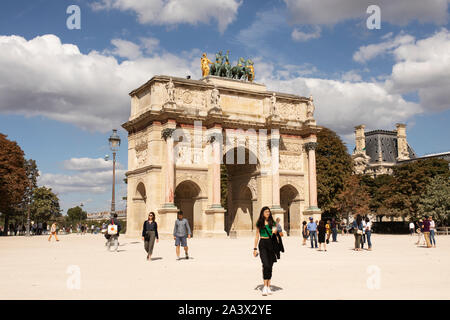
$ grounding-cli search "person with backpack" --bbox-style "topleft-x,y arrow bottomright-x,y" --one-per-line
105,214 -> 121,250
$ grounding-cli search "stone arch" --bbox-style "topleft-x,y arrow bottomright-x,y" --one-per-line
223,146 -> 259,236
280,184 -> 300,236
174,179 -> 202,235
130,181 -> 147,235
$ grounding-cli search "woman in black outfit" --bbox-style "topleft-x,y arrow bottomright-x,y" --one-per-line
317,220 -> 327,251
142,212 -> 159,261
253,206 -> 279,296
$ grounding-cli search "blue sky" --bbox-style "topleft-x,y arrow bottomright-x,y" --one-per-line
0,0 -> 449,214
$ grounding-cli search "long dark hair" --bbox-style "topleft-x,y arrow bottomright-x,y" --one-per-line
356,214 -> 362,225
148,212 -> 156,222
256,206 -> 274,229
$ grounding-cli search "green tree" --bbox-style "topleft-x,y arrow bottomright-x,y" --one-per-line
360,174 -> 395,221
316,127 -> 353,215
418,175 -> 450,226
0,133 -> 28,233
30,186 -> 61,222
334,174 -> 370,222
384,158 -> 449,219
66,206 -> 87,225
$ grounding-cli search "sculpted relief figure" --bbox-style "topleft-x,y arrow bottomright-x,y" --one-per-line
211,85 -> 220,109
166,78 -> 175,103
307,95 -> 315,119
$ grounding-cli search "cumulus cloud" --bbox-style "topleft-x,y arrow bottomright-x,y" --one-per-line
39,157 -> 126,194
257,67 -> 422,136
0,34 -> 197,132
291,26 -> 321,42
386,29 -> 450,111
353,33 -> 415,63
284,0 -> 449,26
91,0 -> 242,33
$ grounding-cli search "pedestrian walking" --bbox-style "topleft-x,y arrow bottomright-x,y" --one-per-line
173,211 -> 192,260
416,219 -> 425,245
48,223 -> 59,242
307,217 -> 318,248
422,216 -> 432,248
253,206 -> 280,296
325,220 -> 331,244
364,217 -> 372,250
275,217 -> 284,237
142,212 -> 159,261
317,220 -> 327,251
429,216 -> 436,248
301,221 -> 308,246
331,218 -> 338,242
352,215 -> 364,251
409,221 -> 415,236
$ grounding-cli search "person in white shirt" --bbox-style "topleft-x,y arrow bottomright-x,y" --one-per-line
409,221 -> 415,236
364,217 -> 372,250
429,217 -> 436,248
361,219 -> 367,249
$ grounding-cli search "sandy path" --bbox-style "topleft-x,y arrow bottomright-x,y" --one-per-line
0,233 -> 448,299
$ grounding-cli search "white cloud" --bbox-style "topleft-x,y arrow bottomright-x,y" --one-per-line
291,26 -> 321,42
257,67 -> 422,135
108,38 -> 143,60
353,33 -> 415,63
386,29 -> 450,111
39,157 -> 126,194
0,34 -> 197,132
341,70 -> 363,82
284,0 -> 449,26
91,0 -> 242,33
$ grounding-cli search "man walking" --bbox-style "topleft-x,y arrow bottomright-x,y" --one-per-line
307,217 -> 318,249
331,218 -> 338,242
173,211 -> 192,260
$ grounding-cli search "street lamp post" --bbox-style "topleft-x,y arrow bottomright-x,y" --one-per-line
108,129 -> 121,218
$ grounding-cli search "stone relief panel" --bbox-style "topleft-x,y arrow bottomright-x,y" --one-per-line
277,102 -> 305,122
134,132 -> 148,167
176,88 -> 207,110
280,154 -> 302,171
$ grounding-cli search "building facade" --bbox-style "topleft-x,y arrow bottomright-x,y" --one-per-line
122,75 -> 322,238
352,123 -> 449,176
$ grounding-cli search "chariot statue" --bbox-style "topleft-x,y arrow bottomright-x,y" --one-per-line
201,50 -> 255,82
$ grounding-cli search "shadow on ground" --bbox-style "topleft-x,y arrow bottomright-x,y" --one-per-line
254,284 -> 283,292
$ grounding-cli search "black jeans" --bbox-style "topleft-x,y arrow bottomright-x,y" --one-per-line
259,238 -> 274,280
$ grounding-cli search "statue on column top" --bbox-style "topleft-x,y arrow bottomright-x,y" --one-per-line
307,95 -> 315,119
166,78 -> 175,103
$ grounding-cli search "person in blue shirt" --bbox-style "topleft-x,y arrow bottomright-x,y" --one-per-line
307,217 -> 318,248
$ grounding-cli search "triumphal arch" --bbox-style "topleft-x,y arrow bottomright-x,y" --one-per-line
122,54 -> 321,238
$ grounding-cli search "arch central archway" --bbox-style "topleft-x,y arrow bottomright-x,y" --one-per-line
223,146 -> 259,236
175,180 -> 201,236
280,184 -> 300,236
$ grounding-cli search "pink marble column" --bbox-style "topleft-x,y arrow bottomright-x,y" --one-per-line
305,141 -> 318,209
271,129 -> 281,208
162,127 -> 176,206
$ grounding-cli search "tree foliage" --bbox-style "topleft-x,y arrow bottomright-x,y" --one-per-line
316,127 -> 353,214
0,134 -> 28,228
334,174 -> 370,221
383,158 -> 449,219
30,186 -> 61,222
418,175 -> 450,226
66,206 -> 87,225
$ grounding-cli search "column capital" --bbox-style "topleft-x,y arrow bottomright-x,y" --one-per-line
161,128 -> 176,140
304,142 -> 318,152
206,132 -> 223,144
